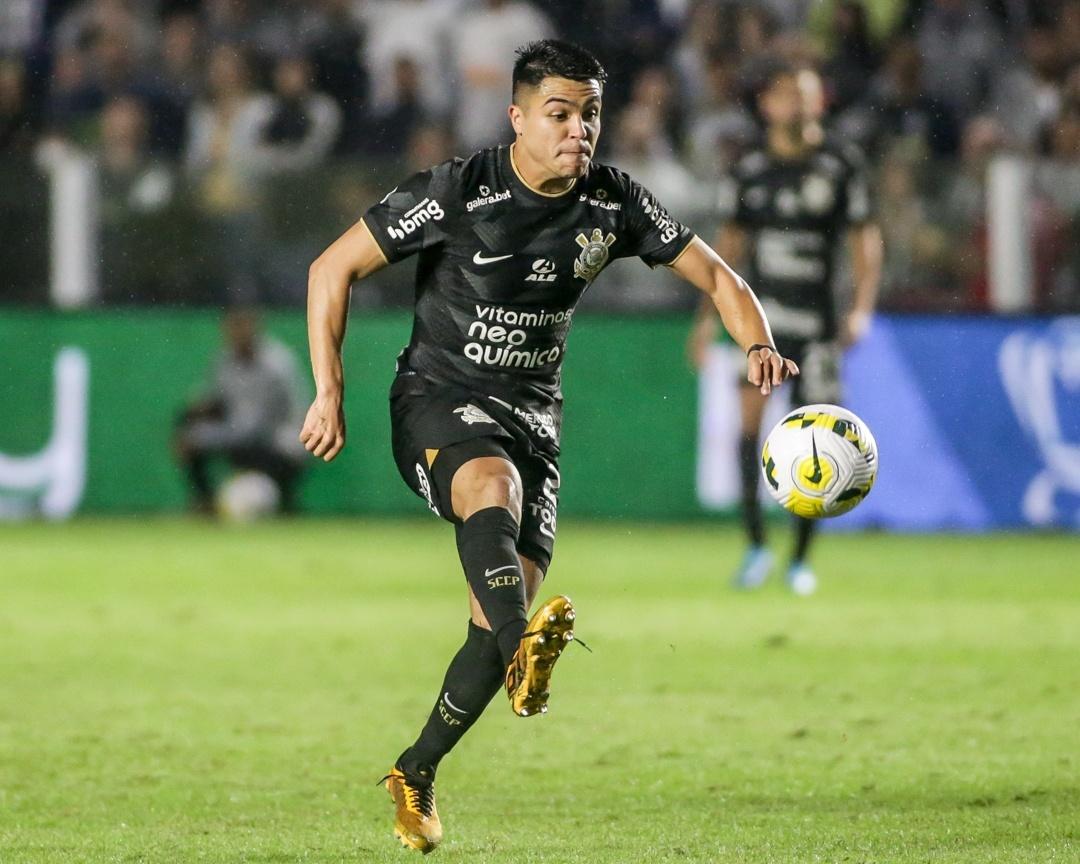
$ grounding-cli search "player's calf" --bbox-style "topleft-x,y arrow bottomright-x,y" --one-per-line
456,505 -> 529,663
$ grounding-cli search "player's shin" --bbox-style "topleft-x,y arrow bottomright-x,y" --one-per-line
793,515 -> 815,564
398,621 -> 504,775
456,506 -> 528,665
739,433 -> 766,546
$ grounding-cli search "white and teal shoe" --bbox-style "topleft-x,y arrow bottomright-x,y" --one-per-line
786,562 -> 817,596
732,546 -> 773,590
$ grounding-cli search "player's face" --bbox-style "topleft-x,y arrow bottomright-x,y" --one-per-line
759,74 -> 801,131
224,310 -> 258,357
510,77 -> 603,181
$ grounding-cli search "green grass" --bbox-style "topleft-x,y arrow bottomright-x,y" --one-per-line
1,518 -> 1078,863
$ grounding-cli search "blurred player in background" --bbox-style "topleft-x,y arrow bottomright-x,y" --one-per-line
175,308 -> 308,514
300,39 -> 797,854
688,62 -> 883,596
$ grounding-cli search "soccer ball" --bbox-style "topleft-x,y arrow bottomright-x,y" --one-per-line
216,471 -> 281,523
760,404 -> 878,519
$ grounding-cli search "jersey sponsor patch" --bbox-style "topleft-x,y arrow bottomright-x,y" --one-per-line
414,462 -> 440,515
756,228 -> 827,282
387,197 -> 445,240
454,404 -> 496,425
640,196 -> 681,245
514,405 -> 557,439
464,304 -> 572,370
466,186 -> 512,212
526,258 -> 557,282
758,297 -> 825,339
801,174 -> 835,215
578,191 -> 621,210
527,468 -> 560,541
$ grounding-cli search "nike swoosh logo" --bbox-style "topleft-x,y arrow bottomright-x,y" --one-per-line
484,564 -> 517,578
443,692 -> 468,714
807,433 -> 823,484
473,251 -> 513,265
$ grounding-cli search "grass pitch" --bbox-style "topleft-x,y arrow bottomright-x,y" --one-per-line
1,518 -> 1078,863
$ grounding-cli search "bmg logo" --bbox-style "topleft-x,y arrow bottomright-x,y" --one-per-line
388,198 -> 445,240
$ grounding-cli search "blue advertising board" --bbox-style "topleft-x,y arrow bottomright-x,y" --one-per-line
839,315 -> 1080,531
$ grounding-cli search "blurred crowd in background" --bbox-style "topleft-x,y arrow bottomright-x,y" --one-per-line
2,0 -> 1080,311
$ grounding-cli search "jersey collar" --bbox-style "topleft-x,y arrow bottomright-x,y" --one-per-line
505,143 -> 580,204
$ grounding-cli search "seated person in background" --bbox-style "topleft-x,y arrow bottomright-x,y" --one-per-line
175,308 -> 308,514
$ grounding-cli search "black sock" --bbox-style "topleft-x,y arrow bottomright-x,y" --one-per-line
739,433 -> 765,547
398,621 -> 505,777
793,516 -> 815,564
456,506 -> 527,666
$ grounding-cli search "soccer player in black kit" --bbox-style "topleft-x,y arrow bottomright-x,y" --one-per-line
688,63 -> 883,596
300,40 -> 798,853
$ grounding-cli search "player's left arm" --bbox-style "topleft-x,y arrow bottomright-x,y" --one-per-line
844,221 -> 883,347
670,237 -> 799,395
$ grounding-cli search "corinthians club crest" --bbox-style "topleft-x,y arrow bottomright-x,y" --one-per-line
573,228 -> 616,282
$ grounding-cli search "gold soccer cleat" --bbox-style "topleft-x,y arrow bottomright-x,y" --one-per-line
506,594 -> 577,717
381,765 -> 442,854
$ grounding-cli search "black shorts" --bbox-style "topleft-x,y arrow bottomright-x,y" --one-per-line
744,338 -> 842,405
389,371 -> 561,572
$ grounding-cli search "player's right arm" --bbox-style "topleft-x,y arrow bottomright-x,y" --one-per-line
686,222 -> 747,369
300,219 -> 388,462
839,142 -> 882,346
301,159 -> 462,462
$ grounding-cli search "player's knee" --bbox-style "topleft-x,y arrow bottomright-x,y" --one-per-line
452,457 -> 523,521
483,471 -> 522,516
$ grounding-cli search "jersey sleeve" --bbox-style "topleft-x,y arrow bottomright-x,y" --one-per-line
362,159 -> 463,263
841,144 -> 873,226
620,176 -> 695,267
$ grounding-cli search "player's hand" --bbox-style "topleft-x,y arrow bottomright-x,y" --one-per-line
300,393 -> 346,462
841,309 -> 872,347
747,345 -> 799,396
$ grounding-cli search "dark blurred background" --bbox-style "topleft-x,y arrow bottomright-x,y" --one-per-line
3,0 -> 1080,314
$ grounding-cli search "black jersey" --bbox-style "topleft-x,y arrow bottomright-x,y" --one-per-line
721,138 -> 872,341
363,145 -> 694,403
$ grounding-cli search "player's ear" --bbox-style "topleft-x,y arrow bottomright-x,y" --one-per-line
508,102 -> 524,137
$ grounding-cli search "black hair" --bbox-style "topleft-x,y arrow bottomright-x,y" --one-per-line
512,39 -> 606,100
749,57 -> 797,100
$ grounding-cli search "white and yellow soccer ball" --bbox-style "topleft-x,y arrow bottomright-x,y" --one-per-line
760,404 -> 878,519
